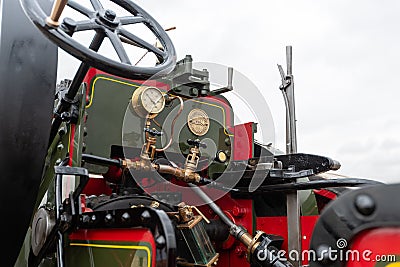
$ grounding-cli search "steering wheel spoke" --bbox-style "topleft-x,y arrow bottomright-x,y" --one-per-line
68,1 -> 95,18
119,16 -> 146,25
75,20 -> 100,32
22,0 -> 176,79
119,28 -> 166,61
90,0 -> 104,11
106,30 -> 131,64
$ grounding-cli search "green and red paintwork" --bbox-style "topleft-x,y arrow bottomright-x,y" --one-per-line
60,68 -> 329,267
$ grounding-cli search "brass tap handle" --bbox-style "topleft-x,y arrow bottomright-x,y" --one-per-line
46,0 -> 68,27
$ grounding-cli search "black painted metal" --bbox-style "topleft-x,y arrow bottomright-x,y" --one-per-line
309,183 -> 400,267
275,153 -> 341,175
234,178 -> 382,194
49,32 -> 105,143
0,0 -> 57,265
77,207 -> 177,267
20,0 -> 177,80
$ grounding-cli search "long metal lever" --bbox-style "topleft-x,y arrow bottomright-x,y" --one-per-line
278,46 -> 301,267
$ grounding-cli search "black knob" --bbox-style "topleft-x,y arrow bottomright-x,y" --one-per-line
144,128 -> 163,136
187,139 -> 207,148
104,9 -> 116,21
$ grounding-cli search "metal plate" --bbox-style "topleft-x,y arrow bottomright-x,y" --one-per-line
0,0 -> 57,265
187,108 -> 210,136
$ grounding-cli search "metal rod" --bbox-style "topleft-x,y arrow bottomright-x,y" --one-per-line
49,32 -> 106,144
285,48 -> 297,154
55,174 -> 63,220
286,46 -> 293,76
283,45 -> 301,267
82,154 -> 122,167
56,231 -> 64,267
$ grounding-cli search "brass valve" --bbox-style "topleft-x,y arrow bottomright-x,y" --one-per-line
177,202 -> 210,224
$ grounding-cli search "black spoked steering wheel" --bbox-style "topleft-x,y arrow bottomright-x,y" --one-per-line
20,0 -> 176,80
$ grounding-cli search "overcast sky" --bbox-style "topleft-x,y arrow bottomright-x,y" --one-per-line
58,0 -> 400,184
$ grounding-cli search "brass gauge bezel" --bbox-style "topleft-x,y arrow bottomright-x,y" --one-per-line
187,108 -> 210,136
131,86 -> 165,118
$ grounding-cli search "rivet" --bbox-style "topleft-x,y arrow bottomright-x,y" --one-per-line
355,194 -> 375,216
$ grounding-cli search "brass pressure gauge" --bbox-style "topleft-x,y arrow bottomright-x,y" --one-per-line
131,86 -> 165,118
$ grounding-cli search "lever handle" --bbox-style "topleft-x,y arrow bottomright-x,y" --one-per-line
227,67 -> 233,90
210,67 -> 234,95
46,0 -> 68,27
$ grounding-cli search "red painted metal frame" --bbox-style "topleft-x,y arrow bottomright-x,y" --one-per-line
313,189 -> 337,200
346,227 -> 400,267
232,122 -> 255,161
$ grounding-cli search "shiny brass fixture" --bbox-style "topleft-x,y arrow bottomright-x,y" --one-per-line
151,139 -> 204,183
46,0 -> 68,27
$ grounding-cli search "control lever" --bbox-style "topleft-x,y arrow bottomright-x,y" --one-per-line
211,67 -> 234,95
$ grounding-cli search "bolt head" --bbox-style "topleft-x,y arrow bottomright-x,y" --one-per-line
105,213 -> 113,224
121,212 -> 131,223
141,210 -> 151,222
104,9 -> 116,21
155,235 -> 166,248
355,194 -> 375,216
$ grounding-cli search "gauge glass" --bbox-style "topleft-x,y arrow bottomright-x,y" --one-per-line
141,87 -> 165,114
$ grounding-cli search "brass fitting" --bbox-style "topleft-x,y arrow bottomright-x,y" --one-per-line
242,231 -> 265,262
184,146 -> 200,173
141,135 -> 157,160
177,202 -> 195,223
123,158 -> 154,172
155,164 -> 201,183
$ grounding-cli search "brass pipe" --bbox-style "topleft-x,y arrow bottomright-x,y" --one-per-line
46,0 -> 68,27
156,164 -> 201,183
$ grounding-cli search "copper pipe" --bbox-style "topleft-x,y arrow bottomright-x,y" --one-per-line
156,96 -> 184,152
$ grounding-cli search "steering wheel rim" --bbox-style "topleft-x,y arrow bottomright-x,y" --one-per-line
20,0 -> 176,80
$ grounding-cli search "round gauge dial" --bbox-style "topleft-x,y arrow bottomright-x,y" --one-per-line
187,108 -> 210,136
131,86 -> 165,117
